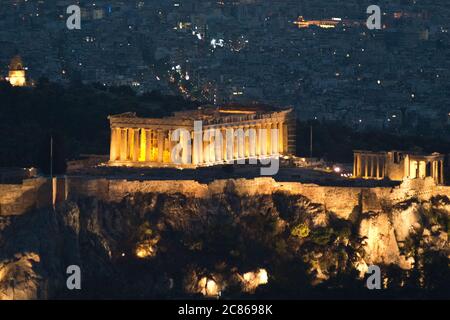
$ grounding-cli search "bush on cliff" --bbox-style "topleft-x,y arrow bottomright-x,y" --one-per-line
291,223 -> 310,239
310,227 -> 335,246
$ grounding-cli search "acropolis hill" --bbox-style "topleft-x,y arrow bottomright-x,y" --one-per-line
1,171 -> 449,218
0,105 -> 449,299
1,105 -> 449,222
1,172 -> 449,299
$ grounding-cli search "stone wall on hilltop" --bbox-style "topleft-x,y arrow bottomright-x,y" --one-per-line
64,176 -> 450,220
0,178 -> 52,216
1,176 -> 448,219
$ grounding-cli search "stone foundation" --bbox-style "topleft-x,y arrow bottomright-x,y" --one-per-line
2,176 -> 450,218
0,178 -> 52,216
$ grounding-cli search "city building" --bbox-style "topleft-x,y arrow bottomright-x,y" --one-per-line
293,16 -> 341,29
108,105 -> 296,167
353,150 -> 445,184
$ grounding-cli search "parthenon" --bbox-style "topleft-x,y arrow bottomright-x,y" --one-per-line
108,106 -> 296,167
353,150 -> 445,185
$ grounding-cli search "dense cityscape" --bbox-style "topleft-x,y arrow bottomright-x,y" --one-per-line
1,0 -> 449,135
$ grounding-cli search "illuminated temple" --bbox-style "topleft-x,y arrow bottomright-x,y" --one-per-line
108,106 -> 296,167
353,150 -> 445,185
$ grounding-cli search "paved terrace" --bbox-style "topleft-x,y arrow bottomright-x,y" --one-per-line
66,164 -> 400,188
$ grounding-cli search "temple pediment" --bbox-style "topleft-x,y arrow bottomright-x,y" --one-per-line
108,112 -> 137,119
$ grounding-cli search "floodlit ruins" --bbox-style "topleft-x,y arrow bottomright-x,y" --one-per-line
353,150 -> 445,185
108,106 -> 296,167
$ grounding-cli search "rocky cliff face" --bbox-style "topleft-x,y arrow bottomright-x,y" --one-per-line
0,181 -> 449,299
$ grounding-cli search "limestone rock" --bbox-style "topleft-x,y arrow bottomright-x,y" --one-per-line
359,212 -> 410,269
391,201 -> 422,242
0,253 -> 46,300
0,182 -> 449,299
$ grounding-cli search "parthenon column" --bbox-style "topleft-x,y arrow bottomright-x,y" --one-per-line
110,127 -> 120,161
244,125 -> 250,158
376,156 -> 380,179
434,161 -> 439,184
163,131 -> 171,163
353,154 -> 357,177
145,129 -> 152,161
249,127 -> 256,158
209,129 -> 216,163
278,122 -> 284,154
360,155 -> 364,177
266,123 -> 271,156
120,128 -> 128,161
435,161 -> 439,183
260,125 -> 267,156
192,126 -> 203,165
127,128 -> 135,161
132,128 -> 139,162
139,128 -> 146,162
237,126 -> 245,159
233,127 -> 239,160
274,122 -> 279,155
364,155 -> 368,177
364,155 -> 368,178
169,130 -> 177,164
132,129 -> 141,162
221,128 -> 227,162
209,129 -> 214,163
370,155 -> 374,178
268,123 -> 273,154
283,123 -> 289,154
197,128 -> 205,163
431,161 -> 436,182
157,129 -> 164,163
214,128 -> 222,162
181,130 -> 190,164
226,127 -> 234,162
419,161 -> 426,179
202,130 -> 209,164
405,157 -> 410,178
256,124 -> 261,156
440,160 -> 444,184
358,154 -> 362,177
271,123 -> 279,155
